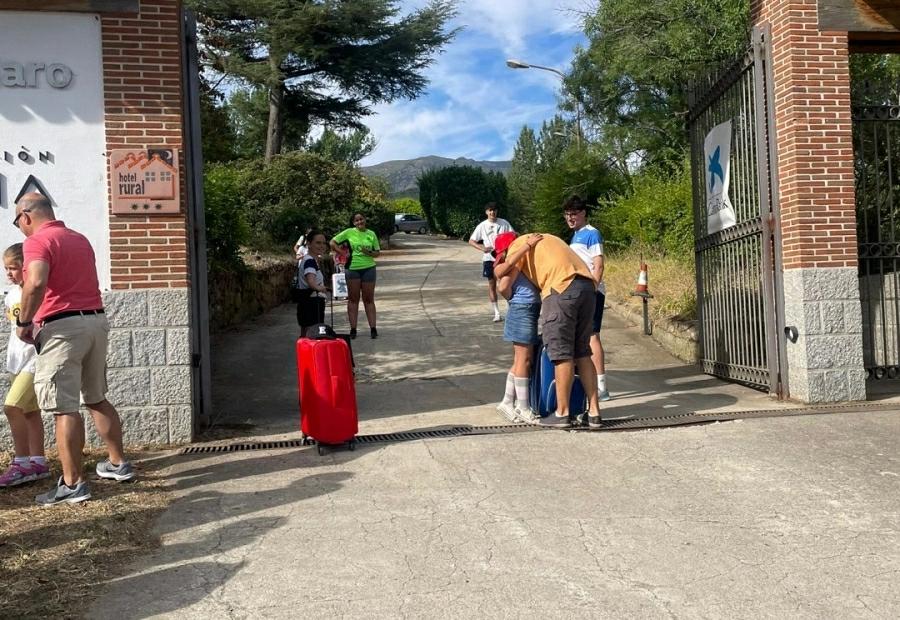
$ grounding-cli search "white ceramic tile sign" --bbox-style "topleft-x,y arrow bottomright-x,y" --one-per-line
0,11 -> 109,288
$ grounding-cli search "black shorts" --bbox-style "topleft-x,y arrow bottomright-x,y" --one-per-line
345,266 -> 377,283
482,262 -> 495,280
593,291 -> 606,333
297,296 -> 326,328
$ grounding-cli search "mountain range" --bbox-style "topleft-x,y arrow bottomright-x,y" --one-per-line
361,156 -> 511,199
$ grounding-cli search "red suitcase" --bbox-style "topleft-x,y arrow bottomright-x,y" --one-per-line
297,337 -> 358,454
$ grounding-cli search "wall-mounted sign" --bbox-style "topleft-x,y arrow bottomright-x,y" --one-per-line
0,12 -> 109,287
110,149 -> 181,214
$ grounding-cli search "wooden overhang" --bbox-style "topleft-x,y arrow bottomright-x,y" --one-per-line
818,0 -> 900,53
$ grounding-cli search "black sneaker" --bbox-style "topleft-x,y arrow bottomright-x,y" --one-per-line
370,327 -> 378,339
349,328 -> 357,340
587,415 -> 603,429
538,414 -> 572,428
35,476 -> 91,506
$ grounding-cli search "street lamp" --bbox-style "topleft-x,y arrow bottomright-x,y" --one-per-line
506,58 -> 582,146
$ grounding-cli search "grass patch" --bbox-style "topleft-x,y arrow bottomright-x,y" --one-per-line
0,448 -> 174,620
605,249 -> 697,322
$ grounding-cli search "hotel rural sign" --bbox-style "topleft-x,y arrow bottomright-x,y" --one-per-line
110,149 -> 181,215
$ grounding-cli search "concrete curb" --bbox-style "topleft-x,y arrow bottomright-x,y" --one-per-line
607,299 -> 699,364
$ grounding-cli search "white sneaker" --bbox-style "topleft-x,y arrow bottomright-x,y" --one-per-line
493,314 -> 502,323
497,402 -> 517,422
513,406 -> 538,424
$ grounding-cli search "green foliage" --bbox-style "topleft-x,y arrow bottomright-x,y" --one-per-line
532,148 -> 624,239
507,126 -> 539,229
306,127 -> 378,165
227,87 -> 308,159
571,0 -> 750,171
596,159 -> 694,260
199,79 -> 237,163
193,0 -> 460,158
417,166 -> 509,238
230,152 -> 392,247
392,197 -> 424,216
203,164 -> 252,266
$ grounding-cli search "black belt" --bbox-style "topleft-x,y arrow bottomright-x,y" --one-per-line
43,309 -> 105,324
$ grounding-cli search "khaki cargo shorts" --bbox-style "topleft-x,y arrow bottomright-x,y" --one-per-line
34,313 -> 110,413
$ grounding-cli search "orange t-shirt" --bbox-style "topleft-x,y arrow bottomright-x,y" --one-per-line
506,234 -> 593,299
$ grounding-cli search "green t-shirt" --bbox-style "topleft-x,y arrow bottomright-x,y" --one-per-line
333,227 -> 380,270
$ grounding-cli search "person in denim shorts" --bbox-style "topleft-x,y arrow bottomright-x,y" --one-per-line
14,193 -> 135,506
494,233 -> 541,424
493,232 -> 602,428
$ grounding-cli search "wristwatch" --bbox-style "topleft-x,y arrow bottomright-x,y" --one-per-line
15,317 -> 32,327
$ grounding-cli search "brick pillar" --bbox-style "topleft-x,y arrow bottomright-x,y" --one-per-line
753,0 -> 865,402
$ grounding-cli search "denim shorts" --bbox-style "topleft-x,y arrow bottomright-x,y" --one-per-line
503,302 -> 542,345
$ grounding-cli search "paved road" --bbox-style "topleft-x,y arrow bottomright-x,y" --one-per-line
88,234 -> 900,619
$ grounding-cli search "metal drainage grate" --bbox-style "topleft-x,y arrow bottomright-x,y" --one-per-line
179,402 -> 899,455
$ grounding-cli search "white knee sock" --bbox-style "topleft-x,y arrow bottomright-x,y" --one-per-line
503,372 -> 516,404
597,374 -> 607,394
492,302 -> 500,315
514,377 -> 530,409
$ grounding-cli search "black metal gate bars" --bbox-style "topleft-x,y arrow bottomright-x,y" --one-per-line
854,84 -> 900,380
687,26 -> 784,395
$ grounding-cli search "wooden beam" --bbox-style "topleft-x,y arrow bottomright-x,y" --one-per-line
849,32 -> 900,54
0,0 -> 139,12
819,0 -> 900,32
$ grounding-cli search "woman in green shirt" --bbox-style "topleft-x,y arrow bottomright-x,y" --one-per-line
330,212 -> 381,339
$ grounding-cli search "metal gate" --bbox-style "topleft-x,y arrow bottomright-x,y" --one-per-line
687,25 -> 785,395
853,82 -> 900,380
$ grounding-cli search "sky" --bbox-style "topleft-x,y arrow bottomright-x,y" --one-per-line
357,0 -> 589,166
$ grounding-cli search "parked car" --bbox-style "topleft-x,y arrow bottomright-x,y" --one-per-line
394,213 -> 429,234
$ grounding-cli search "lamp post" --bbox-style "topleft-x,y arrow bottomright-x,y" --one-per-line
506,59 -> 582,146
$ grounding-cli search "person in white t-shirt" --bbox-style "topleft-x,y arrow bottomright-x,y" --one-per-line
468,203 -> 514,322
294,227 -> 313,261
0,243 -> 49,488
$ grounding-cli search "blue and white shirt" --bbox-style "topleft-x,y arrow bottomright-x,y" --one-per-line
570,224 -> 606,295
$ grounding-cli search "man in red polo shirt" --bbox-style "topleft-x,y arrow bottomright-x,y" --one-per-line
13,193 -> 134,506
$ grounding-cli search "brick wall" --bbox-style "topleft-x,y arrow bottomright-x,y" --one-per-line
752,0 -> 857,270
102,0 -> 190,289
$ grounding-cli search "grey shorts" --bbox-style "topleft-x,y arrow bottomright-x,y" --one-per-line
540,277 -> 596,362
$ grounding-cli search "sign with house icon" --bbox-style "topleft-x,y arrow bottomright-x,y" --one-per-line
110,148 -> 180,214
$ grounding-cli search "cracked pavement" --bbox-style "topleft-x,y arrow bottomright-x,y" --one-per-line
88,235 -> 900,619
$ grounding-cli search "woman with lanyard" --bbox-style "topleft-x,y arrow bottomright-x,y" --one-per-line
330,212 -> 380,339
296,231 -> 329,338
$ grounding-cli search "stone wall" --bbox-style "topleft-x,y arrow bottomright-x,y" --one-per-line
608,302 -> 700,364
207,259 -> 297,333
0,288 -> 194,449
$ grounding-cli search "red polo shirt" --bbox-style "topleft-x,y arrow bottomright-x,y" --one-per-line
23,221 -> 103,325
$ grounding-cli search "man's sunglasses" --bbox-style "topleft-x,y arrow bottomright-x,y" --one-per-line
13,209 -> 31,229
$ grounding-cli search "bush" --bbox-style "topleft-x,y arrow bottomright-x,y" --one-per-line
392,197 -> 424,216
203,163 -> 251,267
596,159 -> 694,260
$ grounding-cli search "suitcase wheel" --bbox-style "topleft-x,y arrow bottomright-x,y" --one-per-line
317,443 -> 326,456
348,439 -> 356,452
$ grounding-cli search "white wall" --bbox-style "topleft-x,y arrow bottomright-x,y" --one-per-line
0,11 -> 109,288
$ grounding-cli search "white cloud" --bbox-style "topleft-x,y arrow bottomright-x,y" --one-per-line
359,0 -> 589,165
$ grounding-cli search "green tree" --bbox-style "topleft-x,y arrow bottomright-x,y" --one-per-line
306,127 -> 378,165
199,79 -> 237,163
532,148 -> 623,238
417,166 -> 508,238
570,0 -> 749,172
392,197 -> 423,216
507,125 -> 539,228
227,87 -> 309,158
193,0 -> 460,161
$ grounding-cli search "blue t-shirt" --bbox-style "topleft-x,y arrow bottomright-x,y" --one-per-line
510,272 -> 540,304
570,224 -> 605,294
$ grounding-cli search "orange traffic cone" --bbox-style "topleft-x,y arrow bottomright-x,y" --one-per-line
632,263 -> 649,296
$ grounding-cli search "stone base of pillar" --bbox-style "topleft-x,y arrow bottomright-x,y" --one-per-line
783,268 -> 866,403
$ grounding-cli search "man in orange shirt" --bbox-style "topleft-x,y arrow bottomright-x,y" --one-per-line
493,232 -> 602,428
